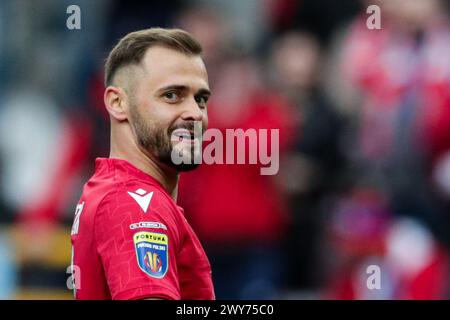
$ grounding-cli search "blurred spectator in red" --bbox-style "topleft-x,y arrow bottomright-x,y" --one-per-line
340,0 -> 450,162
327,0 -> 450,246
268,31 -> 347,292
322,0 -> 450,299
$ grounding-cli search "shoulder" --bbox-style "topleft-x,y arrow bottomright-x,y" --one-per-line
94,180 -> 183,243
97,180 -> 175,216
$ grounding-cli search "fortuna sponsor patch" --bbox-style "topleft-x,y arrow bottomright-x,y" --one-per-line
133,231 -> 168,278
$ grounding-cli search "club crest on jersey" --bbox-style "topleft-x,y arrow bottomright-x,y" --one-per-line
133,231 -> 168,278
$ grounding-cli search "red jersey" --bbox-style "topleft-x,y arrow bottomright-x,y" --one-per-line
70,158 -> 215,300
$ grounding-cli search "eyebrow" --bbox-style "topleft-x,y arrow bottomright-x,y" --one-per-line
157,85 -> 211,97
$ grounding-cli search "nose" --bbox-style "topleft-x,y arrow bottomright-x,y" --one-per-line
181,97 -> 204,122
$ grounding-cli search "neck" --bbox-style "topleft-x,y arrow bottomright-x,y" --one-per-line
110,137 -> 179,201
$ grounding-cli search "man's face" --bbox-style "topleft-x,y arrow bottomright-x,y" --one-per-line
128,46 -> 210,171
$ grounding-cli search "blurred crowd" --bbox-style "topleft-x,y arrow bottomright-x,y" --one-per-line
0,0 -> 449,299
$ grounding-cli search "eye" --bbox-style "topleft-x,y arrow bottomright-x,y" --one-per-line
195,95 -> 209,106
163,91 -> 180,102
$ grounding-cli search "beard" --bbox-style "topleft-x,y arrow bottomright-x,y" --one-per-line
129,104 -> 202,172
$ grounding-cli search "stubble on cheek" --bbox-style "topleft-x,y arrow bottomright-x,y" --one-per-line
129,103 -> 173,161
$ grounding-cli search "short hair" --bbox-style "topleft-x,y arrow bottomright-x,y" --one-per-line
104,28 -> 203,87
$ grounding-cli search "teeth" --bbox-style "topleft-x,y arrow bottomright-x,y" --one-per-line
174,133 -> 191,138
172,129 -> 194,140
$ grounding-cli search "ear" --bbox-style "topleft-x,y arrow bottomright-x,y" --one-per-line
104,86 -> 128,121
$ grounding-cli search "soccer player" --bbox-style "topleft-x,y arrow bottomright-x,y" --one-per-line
70,28 -> 215,300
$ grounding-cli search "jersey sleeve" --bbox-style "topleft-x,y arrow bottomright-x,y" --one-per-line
94,185 -> 182,300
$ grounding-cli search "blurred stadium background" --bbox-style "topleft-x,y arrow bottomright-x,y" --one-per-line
0,0 -> 449,299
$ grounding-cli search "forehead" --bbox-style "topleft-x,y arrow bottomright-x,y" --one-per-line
139,46 -> 209,90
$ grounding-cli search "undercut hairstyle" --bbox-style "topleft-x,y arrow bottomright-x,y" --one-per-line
104,28 -> 203,87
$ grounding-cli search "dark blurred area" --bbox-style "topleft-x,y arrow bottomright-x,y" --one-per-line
0,0 -> 449,299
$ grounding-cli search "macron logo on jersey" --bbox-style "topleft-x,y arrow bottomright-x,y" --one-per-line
127,188 -> 154,213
